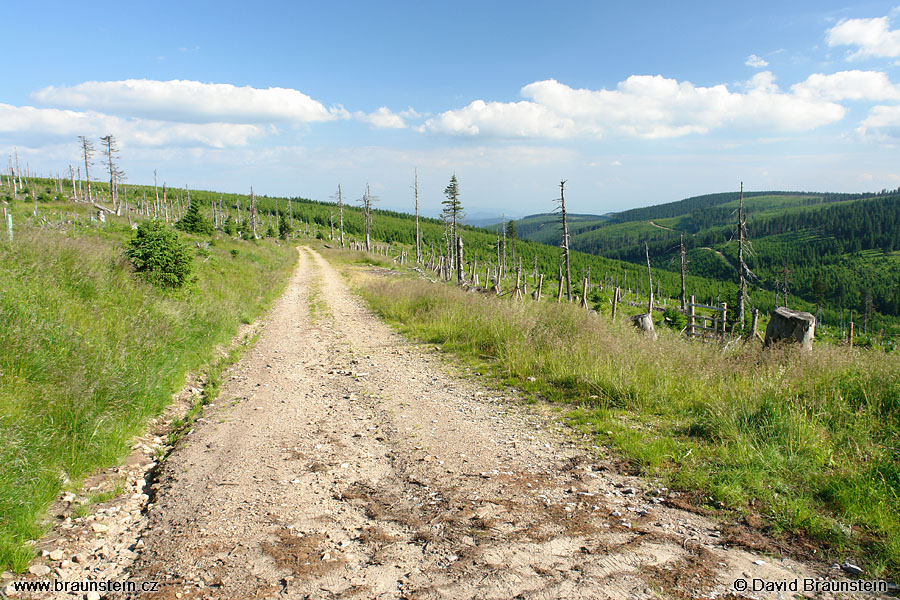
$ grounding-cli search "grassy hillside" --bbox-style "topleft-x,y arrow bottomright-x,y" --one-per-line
0,188 -> 297,571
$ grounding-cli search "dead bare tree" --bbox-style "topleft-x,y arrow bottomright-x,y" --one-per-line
555,180 -> 573,301
154,170 -> 160,216
250,186 -> 258,239
414,169 -> 421,263
359,184 -> 377,252
100,134 -> 124,212
734,182 -> 755,329
69,165 -> 77,201
501,214 -> 507,274
646,242 -> 654,314
14,147 -> 22,191
680,234 -> 687,311
78,136 -> 95,204
331,185 -> 345,248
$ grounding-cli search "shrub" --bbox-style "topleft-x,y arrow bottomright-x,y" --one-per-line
278,213 -> 292,240
663,307 -> 687,330
175,200 -> 214,235
125,219 -> 193,288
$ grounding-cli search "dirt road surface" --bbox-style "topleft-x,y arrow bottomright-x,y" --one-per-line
118,246 -> 857,599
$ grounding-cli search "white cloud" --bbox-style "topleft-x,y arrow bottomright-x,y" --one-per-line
0,104 -> 262,148
423,75 -> 846,140
856,104 -> 900,141
610,160 -> 623,167
827,15 -> 900,59
745,54 -> 769,68
30,79 -> 347,125
425,98 -> 576,138
792,70 -> 900,101
354,107 -> 407,129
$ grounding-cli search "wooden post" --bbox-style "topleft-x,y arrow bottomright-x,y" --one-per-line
849,319 -> 854,348
6,213 -> 11,241
751,308 -> 759,339
534,273 -> 543,301
612,286 -> 620,319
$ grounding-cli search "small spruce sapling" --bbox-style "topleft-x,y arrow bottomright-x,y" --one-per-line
125,219 -> 194,288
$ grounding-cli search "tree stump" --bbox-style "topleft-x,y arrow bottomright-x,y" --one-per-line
631,313 -> 657,340
764,307 -> 815,351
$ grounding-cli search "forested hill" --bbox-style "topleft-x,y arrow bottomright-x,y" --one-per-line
569,190 -> 900,319
609,190 -> 865,224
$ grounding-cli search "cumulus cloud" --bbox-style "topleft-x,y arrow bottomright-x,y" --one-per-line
827,14 -> 900,59
791,70 -> 900,101
856,104 -> 900,140
423,75 -> 846,140
0,104 -> 262,148
30,79 -> 347,124
354,107 -> 407,129
745,54 -> 769,68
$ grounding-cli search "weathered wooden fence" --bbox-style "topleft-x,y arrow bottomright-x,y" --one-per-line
685,295 -> 727,340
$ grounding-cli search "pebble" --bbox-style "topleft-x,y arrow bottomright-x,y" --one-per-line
48,549 -> 64,561
28,564 -> 51,576
840,562 -> 864,575
91,523 -> 109,533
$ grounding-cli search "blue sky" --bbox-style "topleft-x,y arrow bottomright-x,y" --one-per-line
3,1 -> 900,217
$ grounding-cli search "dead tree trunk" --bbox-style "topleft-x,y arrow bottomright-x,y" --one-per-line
557,263 -> 564,303
630,244 -> 657,339
680,233 -> 687,311
558,180 -> 573,301
456,236 -> 464,283
533,274 -> 544,301
250,186 -> 258,239
14,147 -> 22,191
646,242 -> 654,314
70,165 -> 77,201
414,169 -> 421,263
78,136 -> 94,204
736,182 -> 749,328
580,277 -> 589,309
514,259 -> 523,300
764,307 -> 815,351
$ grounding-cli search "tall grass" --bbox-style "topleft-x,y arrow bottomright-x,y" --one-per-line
361,277 -> 900,577
0,218 -> 296,571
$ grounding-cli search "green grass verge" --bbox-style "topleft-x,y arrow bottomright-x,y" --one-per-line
0,204 -> 297,572
359,275 -> 900,578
